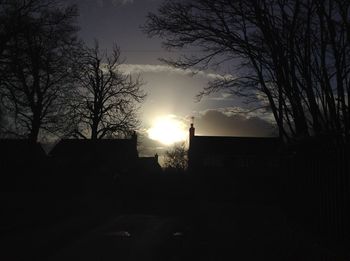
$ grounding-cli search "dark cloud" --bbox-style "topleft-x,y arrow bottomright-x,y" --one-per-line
194,110 -> 277,137
137,133 -> 179,167
137,133 -> 167,157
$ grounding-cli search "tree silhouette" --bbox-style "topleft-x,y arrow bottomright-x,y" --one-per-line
0,0 -> 80,141
69,41 -> 146,139
163,143 -> 188,172
145,0 -> 350,142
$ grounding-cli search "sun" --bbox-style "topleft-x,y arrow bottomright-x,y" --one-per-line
148,115 -> 187,145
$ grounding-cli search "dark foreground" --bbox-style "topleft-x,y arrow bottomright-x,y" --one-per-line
2,171 -> 350,260
2,198 -> 350,261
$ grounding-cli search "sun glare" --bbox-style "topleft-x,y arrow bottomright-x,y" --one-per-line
148,115 -> 187,145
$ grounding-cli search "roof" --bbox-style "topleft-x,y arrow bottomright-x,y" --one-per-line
0,139 -> 47,172
137,157 -> 161,172
50,138 -> 138,163
0,139 -> 46,161
190,136 -> 281,156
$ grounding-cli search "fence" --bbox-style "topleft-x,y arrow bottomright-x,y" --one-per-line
283,136 -> 350,241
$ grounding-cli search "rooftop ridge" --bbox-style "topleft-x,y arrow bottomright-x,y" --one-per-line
193,135 -> 279,139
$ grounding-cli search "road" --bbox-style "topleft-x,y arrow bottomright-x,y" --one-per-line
49,214 -> 189,261
47,205 -> 325,261
3,201 -> 346,260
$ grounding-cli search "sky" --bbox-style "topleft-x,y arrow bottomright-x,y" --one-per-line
66,0 -> 276,158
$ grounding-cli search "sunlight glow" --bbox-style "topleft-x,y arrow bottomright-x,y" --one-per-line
148,115 -> 187,145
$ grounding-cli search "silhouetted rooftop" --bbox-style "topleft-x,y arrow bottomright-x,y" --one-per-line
50,138 -> 138,163
191,136 -> 281,155
137,157 -> 162,173
0,139 -> 46,161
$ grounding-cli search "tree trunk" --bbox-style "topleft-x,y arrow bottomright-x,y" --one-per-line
29,117 -> 40,142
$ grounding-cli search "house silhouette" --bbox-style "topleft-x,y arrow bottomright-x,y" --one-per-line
49,136 -> 138,178
136,154 -> 162,176
0,139 -> 47,229
0,139 -> 46,174
49,133 -> 161,179
188,123 -> 281,176
187,123 -> 283,202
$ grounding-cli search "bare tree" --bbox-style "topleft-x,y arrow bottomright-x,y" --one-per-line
163,143 -> 188,172
0,0 -> 81,141
145,0 -> 350,142
70,41 -> 146,140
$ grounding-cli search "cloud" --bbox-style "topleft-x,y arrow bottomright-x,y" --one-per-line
95,0 -> 134,7
206,106 -> 275,122
206,92 -> 235,101
118,64 -> 234,81
192,109 -> 277,137
137,131 -> 168,157
112,0 -> 133,5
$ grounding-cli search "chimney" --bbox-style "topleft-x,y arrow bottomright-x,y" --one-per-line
188,119 -> 195,171
131,131 -> 138,158
189,123 -> 195,140
189,119 -> 195,148
131,131 -> 137,143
